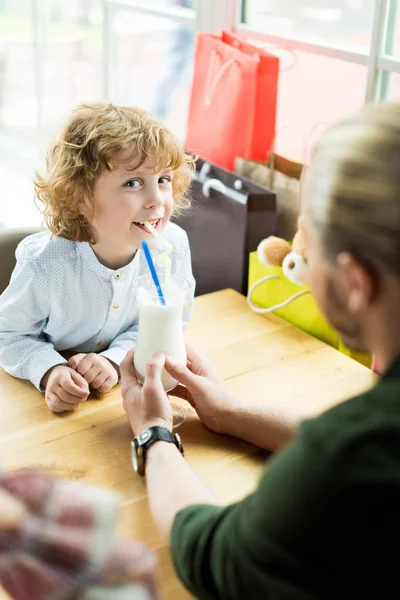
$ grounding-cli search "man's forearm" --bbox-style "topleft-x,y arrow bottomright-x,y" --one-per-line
223,404 -> 298,451
145,441 -> 220,540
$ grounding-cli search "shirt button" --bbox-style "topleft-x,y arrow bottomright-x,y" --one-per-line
185,302 -> 192,310
98,340 -> 105,346
113,302 -> 120,309
114,273 -> 121,280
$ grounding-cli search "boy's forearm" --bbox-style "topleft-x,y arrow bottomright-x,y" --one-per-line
222,404 -> 298,451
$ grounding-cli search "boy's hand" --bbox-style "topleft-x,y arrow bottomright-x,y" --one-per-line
68,353 -> 119,394
41,365 -> 89,413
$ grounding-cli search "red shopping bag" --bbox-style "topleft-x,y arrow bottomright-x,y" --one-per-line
185,31 -> 279,171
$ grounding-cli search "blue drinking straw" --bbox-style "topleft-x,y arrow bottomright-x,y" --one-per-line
141,240 -> 166,306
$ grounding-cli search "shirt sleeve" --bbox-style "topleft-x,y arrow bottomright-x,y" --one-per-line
171,421 -> 340,600
99,329 -> 139,366
0,254 -> 67,390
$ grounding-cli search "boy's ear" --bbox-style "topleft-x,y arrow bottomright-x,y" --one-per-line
78,196 -> 94,221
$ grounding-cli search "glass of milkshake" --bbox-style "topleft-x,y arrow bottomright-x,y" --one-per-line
133,273 -> 191,427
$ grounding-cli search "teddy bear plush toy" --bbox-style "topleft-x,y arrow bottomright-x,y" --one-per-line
247,215 -> 310,315
256,216 -> 308,286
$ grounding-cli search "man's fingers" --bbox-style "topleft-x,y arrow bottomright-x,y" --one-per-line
68,353 -> 86,370
120,349 -> 137,378
169,384 -> 194,406
120,349 -> 141,393
144,352 -> 165,386
165,355 -> 199,388
184,342 -> 207,365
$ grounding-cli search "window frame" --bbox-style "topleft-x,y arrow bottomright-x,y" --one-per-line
235,0 -> 400,103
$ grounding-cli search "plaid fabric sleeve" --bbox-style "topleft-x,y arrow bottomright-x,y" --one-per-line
0,469 -> 159,600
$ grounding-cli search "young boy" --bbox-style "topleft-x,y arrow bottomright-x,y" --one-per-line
0,103 -> 195,413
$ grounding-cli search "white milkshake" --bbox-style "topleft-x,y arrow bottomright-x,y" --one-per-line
134,274 -> 189,392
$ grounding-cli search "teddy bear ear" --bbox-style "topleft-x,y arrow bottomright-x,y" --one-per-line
257,237 -> 291,267
282,251 -> 308,286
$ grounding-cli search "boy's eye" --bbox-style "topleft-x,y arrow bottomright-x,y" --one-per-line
124,179 -> 142,188
159,176 -> 172,185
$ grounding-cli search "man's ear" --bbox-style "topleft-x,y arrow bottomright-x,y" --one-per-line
337,252 -> 374,314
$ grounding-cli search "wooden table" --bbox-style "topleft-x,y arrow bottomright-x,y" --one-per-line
0,289 -> 376,599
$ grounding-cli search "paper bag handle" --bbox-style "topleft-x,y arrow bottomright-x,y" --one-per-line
247,275 -> 310,314
205,50 -> 239,106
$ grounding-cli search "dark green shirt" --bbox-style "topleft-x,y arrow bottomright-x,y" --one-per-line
171,356 -> 400,599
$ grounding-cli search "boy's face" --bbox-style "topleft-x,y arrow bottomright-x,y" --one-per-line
91,157 -> 175,255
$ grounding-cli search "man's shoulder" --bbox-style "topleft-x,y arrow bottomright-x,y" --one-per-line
16,232 -> 78,270
301,379 -> 400,470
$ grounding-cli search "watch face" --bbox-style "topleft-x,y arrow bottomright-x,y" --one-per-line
140,430 -> 151,444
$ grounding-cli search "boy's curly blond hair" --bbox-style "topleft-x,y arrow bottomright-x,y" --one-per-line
35,103 -> 195,243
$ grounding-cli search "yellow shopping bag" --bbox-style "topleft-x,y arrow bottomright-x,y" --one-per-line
248,251 -> 372,368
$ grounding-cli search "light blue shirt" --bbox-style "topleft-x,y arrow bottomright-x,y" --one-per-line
0,222 -> 195,390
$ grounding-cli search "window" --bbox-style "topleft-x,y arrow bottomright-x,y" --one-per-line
0,0 -> 104,228
269,48 -> 367,161
0,0 -> 199,228
108,6 -> 195,140
0,1 -> 37,144
44,0 -> 103,138
237,0 -> 400,160
2,0 -> 400,226
242,1 -> 376,50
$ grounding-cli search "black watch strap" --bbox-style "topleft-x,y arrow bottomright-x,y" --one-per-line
134,426 -> 184,476
144,426 -> 180,446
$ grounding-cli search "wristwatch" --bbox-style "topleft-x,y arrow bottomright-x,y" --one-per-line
131,426 -> 184,476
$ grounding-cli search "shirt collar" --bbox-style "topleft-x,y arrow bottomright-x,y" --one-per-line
76,242 -> 139,280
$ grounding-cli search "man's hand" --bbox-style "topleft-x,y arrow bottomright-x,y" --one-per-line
165,343 -> 241,434
68,353 -> 119,394
41,365 -> 89,413
120,350 -> 173,435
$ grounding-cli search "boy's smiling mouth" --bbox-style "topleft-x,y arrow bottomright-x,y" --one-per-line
133,219 -> 162,234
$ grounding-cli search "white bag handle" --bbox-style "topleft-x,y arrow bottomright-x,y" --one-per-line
202,178 -> 227,197
205,50 -> 239,106
247,275 -> 310,314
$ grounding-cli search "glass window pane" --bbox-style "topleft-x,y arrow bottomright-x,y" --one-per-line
43,0 -> 103,140
263,46 -> 368,161
241,0 -> 376,50
0,0 -> 41,229
0,0 -> 37,142
112,7 -> 195,139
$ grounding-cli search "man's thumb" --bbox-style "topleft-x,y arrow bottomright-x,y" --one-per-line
165,357 -> 198,388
